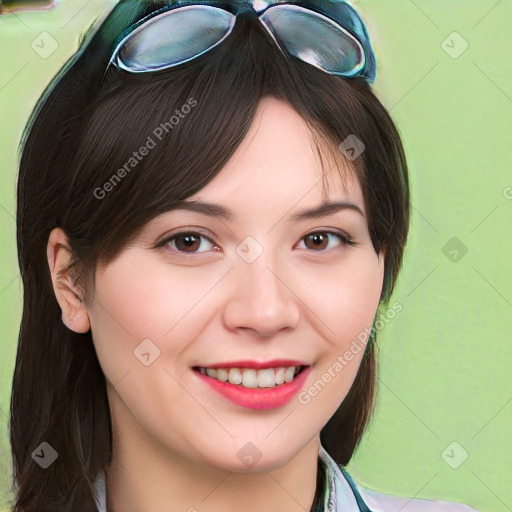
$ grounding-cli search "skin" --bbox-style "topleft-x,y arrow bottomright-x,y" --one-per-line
47,96 -> 384,512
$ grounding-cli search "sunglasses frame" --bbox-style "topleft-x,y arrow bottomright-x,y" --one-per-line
107,0 -> 376,81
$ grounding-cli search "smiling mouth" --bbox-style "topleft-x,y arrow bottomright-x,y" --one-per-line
192,365 -> 309,389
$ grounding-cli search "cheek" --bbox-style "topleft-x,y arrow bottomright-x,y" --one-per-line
298,250 -> 384,345
337,254 -> 384,336
87,255 -> 180,378
296,255 -> 382,416
90,248 -> 383,350
87,251 -> 228,383
89,247 -> 382,400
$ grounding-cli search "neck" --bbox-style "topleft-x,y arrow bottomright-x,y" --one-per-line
104,389 -> 321,512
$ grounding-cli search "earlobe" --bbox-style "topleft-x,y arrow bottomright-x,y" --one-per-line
47,228 -> 91,334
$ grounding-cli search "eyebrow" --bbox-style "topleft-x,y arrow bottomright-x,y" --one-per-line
167,199 -> 365,221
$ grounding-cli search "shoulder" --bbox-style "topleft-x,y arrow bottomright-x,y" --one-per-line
319,446 -> 480,512
357,484 -> 481,512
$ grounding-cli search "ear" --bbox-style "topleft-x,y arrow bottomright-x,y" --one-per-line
47,227 -> 91,333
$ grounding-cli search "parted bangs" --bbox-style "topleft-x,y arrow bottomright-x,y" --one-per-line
60,15 -> 380,293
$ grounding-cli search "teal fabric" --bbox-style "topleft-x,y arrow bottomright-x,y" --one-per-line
341,468 -> 373,512
316,445 -> 373,512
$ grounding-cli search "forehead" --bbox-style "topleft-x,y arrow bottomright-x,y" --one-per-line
187,96 -> 364,210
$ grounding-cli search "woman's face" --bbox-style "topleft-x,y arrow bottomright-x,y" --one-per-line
84,96 -> 384,472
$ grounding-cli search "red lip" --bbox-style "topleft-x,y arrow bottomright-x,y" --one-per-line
193,365 -> 312,410
193,359 -> 310,370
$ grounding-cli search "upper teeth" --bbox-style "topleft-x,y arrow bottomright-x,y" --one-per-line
199,366 -> 302,388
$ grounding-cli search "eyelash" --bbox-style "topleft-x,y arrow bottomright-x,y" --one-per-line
154,230 -> 357,258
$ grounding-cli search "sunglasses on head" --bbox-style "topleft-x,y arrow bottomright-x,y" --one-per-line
106,0 -> 377,82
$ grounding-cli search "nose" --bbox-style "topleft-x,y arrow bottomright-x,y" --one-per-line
222,252 -> 300,337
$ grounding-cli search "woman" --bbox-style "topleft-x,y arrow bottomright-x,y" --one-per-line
10,0 -> 480,510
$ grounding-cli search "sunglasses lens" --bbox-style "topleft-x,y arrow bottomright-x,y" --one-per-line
117,6 -> 235,72
260,5 -> 364,76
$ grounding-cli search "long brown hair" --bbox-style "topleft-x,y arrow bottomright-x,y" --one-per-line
10,1 -> 410,509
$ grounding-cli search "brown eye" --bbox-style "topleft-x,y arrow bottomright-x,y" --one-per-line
162,232 -> 217,255
299,231 -> 354,252
304,232 -> 330,250
174,234 -> 201,252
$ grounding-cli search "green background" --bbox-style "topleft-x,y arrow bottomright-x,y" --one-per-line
0,1 -> 510,510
